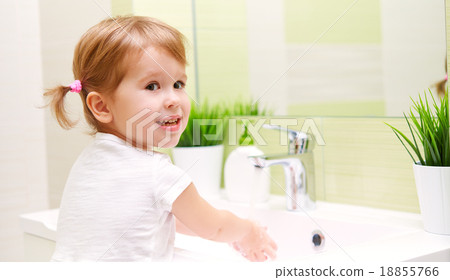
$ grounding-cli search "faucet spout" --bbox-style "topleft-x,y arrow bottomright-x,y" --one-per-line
247,125 -> 316,211
249,155 -> 315,211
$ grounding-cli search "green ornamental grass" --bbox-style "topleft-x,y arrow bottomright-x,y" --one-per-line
177,99 -> 270,147
176,101 -> 223,147
386,90 -> 450,166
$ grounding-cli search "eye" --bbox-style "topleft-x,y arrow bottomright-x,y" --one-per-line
146,83 -> 160,91
174,81 -> 185,89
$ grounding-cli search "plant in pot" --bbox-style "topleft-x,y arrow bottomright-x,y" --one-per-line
172,101 -> 226,199
386,90 -> 450,235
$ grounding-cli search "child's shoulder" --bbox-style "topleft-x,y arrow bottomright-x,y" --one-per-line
91,132 -> 170,161
72,132 -> 177,178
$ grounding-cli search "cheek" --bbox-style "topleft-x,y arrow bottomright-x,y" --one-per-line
115,107 -> 138,131
182,100 -> 191,130
120,97 -> 155,121
115,101 -> 159,137
183,96 -> 191,117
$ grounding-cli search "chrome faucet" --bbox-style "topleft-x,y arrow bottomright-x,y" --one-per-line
249,124 -> 315,211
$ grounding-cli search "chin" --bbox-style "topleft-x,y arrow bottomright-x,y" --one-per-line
156,137 -> 181,149
158,142 -> 177,149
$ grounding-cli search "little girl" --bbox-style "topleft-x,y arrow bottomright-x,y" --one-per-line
44,16 -> 277,262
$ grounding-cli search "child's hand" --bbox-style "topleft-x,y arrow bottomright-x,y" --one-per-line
231,221 -> 277,262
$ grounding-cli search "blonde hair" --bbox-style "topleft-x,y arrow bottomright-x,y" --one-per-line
434,57 -> 447,97
44,16 -> 187,132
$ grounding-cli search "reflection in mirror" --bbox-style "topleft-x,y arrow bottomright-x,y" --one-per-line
195,0 -> 446,117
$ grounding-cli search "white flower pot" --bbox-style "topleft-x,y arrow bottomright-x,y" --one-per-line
413,163 -> 450,235
172,145 -> 224,199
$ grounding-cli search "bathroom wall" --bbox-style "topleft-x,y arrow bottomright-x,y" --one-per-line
40,0 -> 111,208
195,0 -> 249,104
129,0 -> 250,105
381,0 -> 446,116
0,1 -> 48,261
318,117 -> 417,212
123,0 -> 198,101
178,0 -> 444,117
224,116 -> 419,213
284,0 -> 384,116
448,1 -> 450,73
284,0 -> 445,117
246,0 -> 288,115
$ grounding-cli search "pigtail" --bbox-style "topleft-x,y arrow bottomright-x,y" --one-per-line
434,79 -> 447,98
43,85 -> 78,129
434,56 -> 448,98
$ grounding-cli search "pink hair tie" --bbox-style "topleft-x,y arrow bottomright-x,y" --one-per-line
69,80 -> 82,93
445,74 -> 448,81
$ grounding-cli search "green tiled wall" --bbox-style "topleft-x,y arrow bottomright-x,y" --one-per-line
320,117 -> 418,212
284,0 -> 381,44
111,0 -> 132,15
195,0 -> 249,104
224,116 -> 419,213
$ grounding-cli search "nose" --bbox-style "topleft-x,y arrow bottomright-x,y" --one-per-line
164,87 -> 181,109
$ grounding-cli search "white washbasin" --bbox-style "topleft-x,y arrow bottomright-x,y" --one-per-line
173,196 -> 450,262
173,211 -> 405,261
173,197 -> 414,261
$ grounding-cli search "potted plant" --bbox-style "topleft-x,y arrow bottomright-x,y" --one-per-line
386,90 -> 450,235
172,101 -> 226,198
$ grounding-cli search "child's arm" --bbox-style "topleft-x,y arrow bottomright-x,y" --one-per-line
171,183 -> 277,261
175,218 -> 197,236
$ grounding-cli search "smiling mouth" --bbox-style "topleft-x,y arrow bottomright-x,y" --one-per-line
156,118 -> 181,126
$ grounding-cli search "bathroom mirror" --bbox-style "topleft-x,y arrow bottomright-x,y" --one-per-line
36,0 -> 447,118
192,0 -> 446,117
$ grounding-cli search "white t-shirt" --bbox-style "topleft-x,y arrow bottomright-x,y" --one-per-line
51,132 -> 192,261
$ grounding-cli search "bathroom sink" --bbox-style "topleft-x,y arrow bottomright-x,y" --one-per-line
174,209 -> 405,261
173,197 -> 430,262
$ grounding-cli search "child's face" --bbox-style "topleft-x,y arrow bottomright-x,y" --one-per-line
107,46 -> 190,149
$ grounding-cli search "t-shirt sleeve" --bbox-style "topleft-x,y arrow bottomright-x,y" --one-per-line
156,155 -> 192,212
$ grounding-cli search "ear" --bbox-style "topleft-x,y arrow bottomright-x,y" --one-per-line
86,92 -> 113,124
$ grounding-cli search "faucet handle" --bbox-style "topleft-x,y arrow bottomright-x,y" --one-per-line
262,124 -> 312,154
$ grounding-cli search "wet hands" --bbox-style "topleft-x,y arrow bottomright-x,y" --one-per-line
231,221 -> 277,262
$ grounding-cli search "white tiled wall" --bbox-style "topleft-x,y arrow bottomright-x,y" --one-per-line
0,0 -> 48,261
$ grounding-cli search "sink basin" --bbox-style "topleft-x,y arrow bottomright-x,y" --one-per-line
173,197 -> 422,261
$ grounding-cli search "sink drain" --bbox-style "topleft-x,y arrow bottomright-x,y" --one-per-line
312,230 -> 325,249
